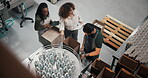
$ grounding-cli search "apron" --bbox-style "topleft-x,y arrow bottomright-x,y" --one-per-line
84,31 -> 99,61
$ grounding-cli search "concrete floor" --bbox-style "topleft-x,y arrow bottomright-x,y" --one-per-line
0,0 -> 148,67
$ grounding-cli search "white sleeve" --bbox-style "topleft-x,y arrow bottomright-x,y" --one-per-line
76,11 -> 83,23
59,17 -> 65,31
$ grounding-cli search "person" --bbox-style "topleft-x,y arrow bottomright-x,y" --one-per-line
34,2 -> 52,46
80,23 -> 103,62
58,2 -> 83,41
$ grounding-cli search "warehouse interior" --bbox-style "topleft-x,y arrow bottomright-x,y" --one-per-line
0,0 -> 148,78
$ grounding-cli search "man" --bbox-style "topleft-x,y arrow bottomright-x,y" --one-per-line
80,23 -> 103,62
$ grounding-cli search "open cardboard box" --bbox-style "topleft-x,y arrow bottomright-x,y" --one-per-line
90,58 -> 110,77
115,55 -> 139,74
96,67 -> 115,78
135,64 -> 148,78
115,68 -> 134,78
42,27 -> 64,44
63,37 -> 80,53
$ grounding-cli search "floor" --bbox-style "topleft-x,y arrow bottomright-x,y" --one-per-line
0,0 -> 148,67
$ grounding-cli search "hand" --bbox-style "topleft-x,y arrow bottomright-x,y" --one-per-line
60,30 -> 64,36
47,24 -> 53,28
79,21 -> 83,25
60,34 -> 64,40
81,54 -> 86,59
80,46 -> 84,52
44,24 -> 52,28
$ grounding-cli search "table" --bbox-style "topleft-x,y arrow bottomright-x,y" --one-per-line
0,0 -> 25,20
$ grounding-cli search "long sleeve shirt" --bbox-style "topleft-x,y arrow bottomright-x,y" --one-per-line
59,10 -> 83,31
34,15 -> 51,31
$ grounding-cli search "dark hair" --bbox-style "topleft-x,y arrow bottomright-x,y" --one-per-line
83,23 -> 95,34
59,2 -> 75,19
35,3 -> 49,21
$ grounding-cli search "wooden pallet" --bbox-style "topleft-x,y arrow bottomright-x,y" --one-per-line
93,15 -> 134,50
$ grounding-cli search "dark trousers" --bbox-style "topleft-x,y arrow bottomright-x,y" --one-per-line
64,29 -> 78,41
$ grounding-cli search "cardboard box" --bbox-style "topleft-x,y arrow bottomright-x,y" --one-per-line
42,27 -> 64,44
96,67 -> 115,78
115,55 -> 139,74
63,37 -> 80,53
135,64 -> 148,78
90,58 -> 110,77
115,68 -> 134,78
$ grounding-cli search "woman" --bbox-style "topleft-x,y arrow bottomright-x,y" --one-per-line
34,2 -> 52,46
59,2 -> 83,40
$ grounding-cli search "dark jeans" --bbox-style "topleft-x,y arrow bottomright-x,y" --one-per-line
64,29 -> 78,40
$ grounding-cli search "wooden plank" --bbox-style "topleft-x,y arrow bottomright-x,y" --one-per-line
92,19 -> 105,26
105,21 -> 130,37
92,19 -> 105,33
104,29 -> 125,42
101,18 -> 106,23
104,38 -> 119,49
102,33 -> 122,46
104,25 -> 127,40
96,15 -> 134,50
105,17 -> 133,34
106,15 -> 134,31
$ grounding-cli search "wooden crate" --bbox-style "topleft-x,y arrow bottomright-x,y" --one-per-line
92,15 -> 134,50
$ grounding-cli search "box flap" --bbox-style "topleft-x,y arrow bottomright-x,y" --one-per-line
42,27 -> 61,44
63,37 -> 80,53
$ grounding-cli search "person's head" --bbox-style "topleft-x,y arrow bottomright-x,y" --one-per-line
36,3 -> 49,21
59,2 -> 75,19
83,23 -> 96,35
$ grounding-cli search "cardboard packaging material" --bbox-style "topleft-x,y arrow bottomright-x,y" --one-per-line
115,68 -> 134,78
115,55 -> 139,74
63,37 -> 80,53
96,67 -> 115,78
90,58 -> 110,77
42,27 -> 64,44
135,64 -> 148,78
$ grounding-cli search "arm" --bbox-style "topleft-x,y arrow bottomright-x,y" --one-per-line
34,16 -> 44,31
82,49 -> 102,60
81,47 -> 101,59
76,11 -> 83,24
34,16 -> 51,31
59,17 -> 65,36
86,48 -> 101,56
